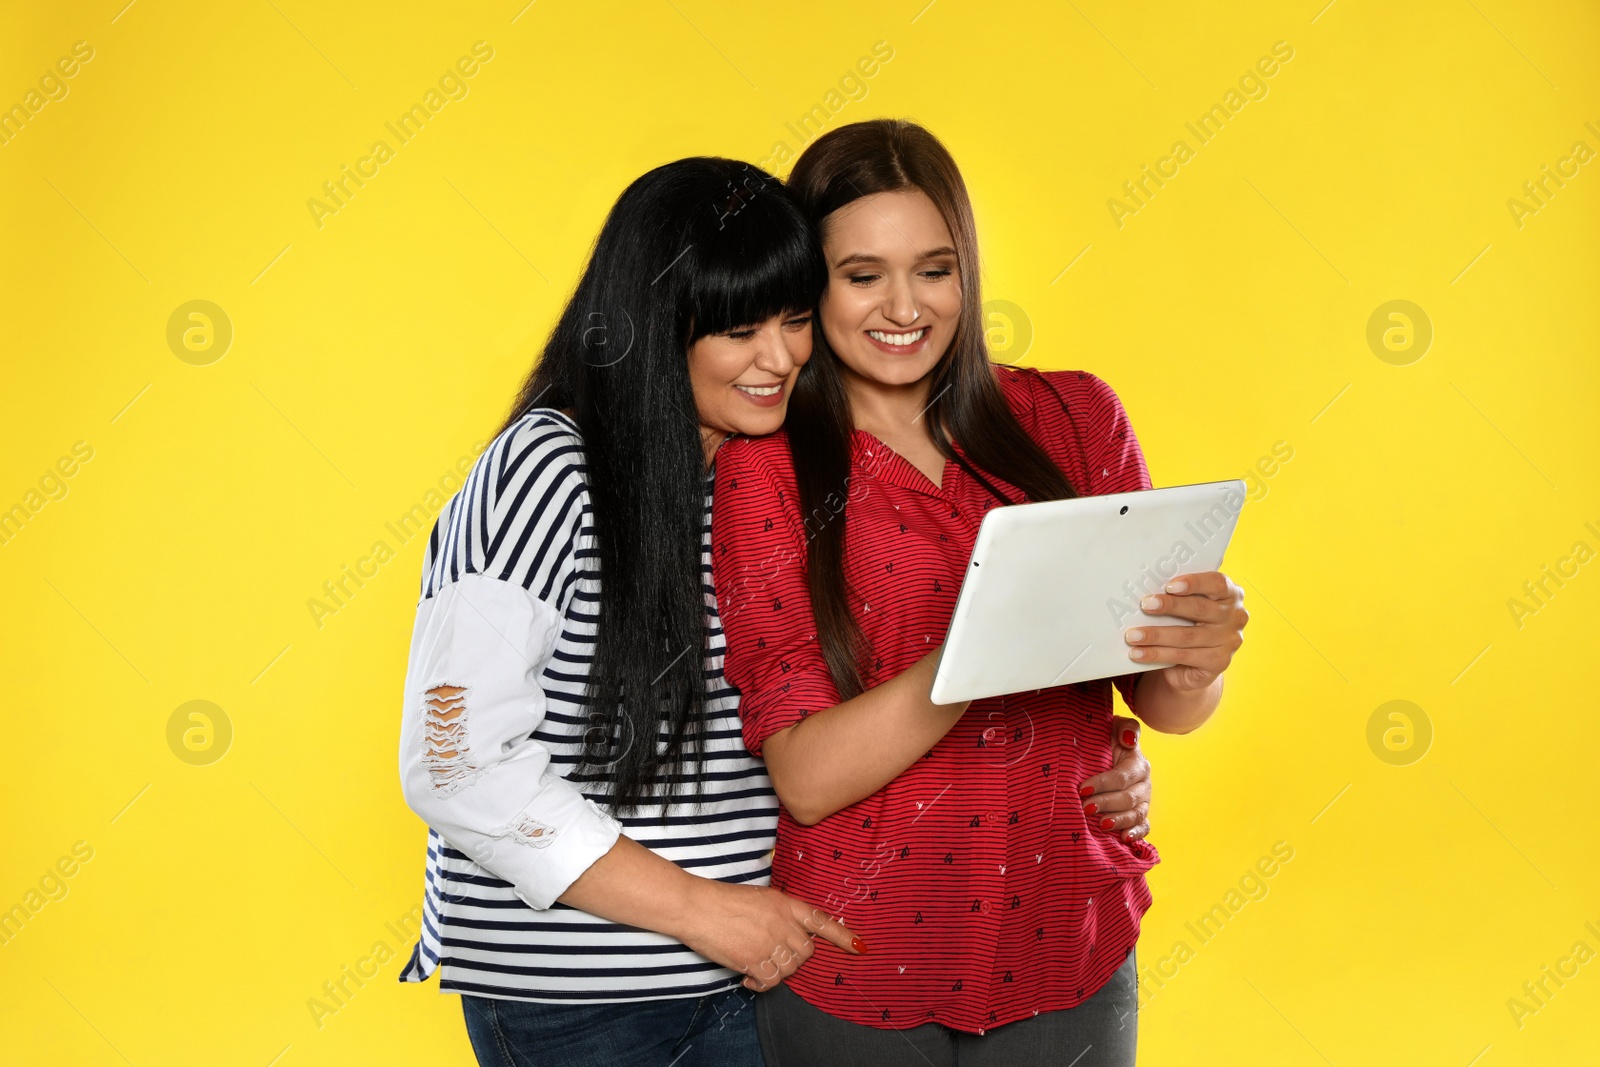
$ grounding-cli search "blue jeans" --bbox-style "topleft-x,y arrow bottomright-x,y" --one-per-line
461,984 -> 764,1067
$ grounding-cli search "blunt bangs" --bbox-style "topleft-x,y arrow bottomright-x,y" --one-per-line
683,181 -> 827,342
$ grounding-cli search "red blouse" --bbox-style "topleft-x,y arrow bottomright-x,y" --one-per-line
710,366 -> 1161,1035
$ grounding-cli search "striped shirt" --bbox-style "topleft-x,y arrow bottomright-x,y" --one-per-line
397,408 -> 779,1002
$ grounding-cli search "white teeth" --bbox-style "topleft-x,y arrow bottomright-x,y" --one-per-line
868,328 -> 928,346
736,384 -> 781,396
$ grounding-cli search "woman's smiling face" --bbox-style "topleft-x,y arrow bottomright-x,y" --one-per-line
688,310 -> 815,458
816,187 -> 962,389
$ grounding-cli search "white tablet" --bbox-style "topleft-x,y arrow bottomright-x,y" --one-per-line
927,479 -> 1247,705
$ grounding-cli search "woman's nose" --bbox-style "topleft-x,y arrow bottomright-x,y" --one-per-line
754,323 -> 796,374
883,278 -> 919,326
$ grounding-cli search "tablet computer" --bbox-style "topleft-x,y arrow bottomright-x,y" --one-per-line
927,479 -> 1247,705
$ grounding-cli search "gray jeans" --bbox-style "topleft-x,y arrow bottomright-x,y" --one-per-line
755,949 -> 1138,1067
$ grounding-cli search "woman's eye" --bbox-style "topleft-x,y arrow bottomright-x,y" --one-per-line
784,316 -> 813,330
725,328 -> 757,340
921,268 -> 953,280
846,274 -> 879,286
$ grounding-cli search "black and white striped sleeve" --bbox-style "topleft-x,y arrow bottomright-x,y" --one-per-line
397,413 -> 622,910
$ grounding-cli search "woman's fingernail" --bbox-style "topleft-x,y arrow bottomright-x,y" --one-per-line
1078,784 -> 1094,798
851,937 -> 869,954
1129,648 -> 1144,659
1167,580 -> 1187,593
1083,802 -> 1098,815
1126,628 -> 1144,641
1100,817 -> 1116,830
1139,597 -> 1159,612
1121,729 -> 1138,747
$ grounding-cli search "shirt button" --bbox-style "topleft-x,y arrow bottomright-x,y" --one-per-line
981,726 -> 998,742
987,809 -> 1005,826
979,899 -> 994,914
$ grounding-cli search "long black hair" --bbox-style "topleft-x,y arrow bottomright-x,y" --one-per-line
786,120 -> 1080,700
495,157 -> 825,814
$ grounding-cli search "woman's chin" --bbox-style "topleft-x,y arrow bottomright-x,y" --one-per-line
857,357 -> 943,388
728,411 -> 788,439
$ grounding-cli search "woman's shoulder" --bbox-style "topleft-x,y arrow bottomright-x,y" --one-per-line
480,408 -> 588,490
994,364 -> 1132,432
992,366 -> 1144,491
497,407 -> 585,451
421,409 -> 590,596
714,430 -> 797,488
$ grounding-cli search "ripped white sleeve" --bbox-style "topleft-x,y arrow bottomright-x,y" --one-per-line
397,571 -> 623,910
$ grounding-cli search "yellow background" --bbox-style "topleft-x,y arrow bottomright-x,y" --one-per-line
3,0 -> 1597,1063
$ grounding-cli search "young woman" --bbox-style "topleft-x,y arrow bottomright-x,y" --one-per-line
711,120 -> 1248,1066
395,156 -> 1155,1066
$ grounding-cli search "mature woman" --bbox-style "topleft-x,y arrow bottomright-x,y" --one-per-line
395,152 -> 1157,1066
711,120 -> 1247,1066
395,157 -> 860,1066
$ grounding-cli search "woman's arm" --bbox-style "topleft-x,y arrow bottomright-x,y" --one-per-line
712,434 -> 1153,830
400,572 -> 864,984
1130,669 -> 1224,733
558,835 -> 865,990
398,470 -> 626,911
711,439 -> 973,827
758,649 -> 969,826
1029,370 -> 1232,734
401,420 -> 863,985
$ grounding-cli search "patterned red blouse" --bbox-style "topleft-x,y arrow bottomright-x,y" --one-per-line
710,365 -> 1161,1035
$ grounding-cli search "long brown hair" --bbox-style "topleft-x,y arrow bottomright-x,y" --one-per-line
786,118 -> 1080,699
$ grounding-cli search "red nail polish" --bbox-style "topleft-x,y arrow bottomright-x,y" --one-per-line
1078,784 -> 1093,798
1083,802 -> 1098,815
1121,730 -> 1137,747
1100,817 -> 1115,830
851,937 -> 870,955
